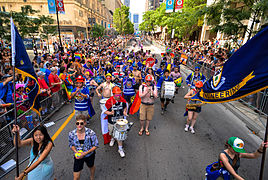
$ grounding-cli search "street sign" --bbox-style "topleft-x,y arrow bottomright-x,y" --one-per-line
57,0 -> 65,14
146,57 -> 155,67
175,0 -> 184,12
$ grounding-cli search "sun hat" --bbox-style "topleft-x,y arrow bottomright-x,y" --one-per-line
228,137 -> 246,153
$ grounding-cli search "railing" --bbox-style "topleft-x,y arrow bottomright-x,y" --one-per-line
183,56 -> 268,124
0,88 -> 68,164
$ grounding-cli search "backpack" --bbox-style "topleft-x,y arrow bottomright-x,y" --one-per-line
205,161 -> 230,180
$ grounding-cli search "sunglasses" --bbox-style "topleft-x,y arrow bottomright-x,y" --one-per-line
76,122 -> 84,126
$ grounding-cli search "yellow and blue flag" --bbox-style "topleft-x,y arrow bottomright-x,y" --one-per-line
191,27 -> 268,103
11,18 -> 41,115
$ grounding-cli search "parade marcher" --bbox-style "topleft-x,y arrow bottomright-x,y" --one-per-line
122,72 -> 136,104
157,69 -> 174,115
85,71 -> 98,103
104,86 -> 128,157
132,64 -> 142,88
183,81 -> 203,134
218,137 -> 268,180
96,73 -> 114,99
112,65 -> 124,88
12,125 -> 54,180
185,66 -> 206,90
138,74 -> 158,136
155,64 -> 165,82
170,66 -> 183,100
71,75 -> 95,119
37,71 -> 51,116
69,115 -> 99,180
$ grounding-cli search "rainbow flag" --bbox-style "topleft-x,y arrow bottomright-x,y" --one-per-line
74,52 -> 82,60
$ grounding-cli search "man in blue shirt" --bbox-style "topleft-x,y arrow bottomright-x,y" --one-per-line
186,66 -> 206,89
155,64 -> 165,82
0,75 -> 13,103
157,70 -> 174,115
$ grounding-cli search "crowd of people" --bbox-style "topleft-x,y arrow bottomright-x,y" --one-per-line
0,35 -> 266,180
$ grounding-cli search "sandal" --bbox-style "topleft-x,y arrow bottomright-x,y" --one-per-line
138,130 -> 144,136
145,130 -> 150,136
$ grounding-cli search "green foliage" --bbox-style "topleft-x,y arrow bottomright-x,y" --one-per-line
204,0 -> 268,41
91,24 -> 105,38
0,5 -> 57,42
140,1 -> 206,40
113,5 -> 134,35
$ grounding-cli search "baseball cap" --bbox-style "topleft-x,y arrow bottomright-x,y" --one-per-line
228,137 -> 246,153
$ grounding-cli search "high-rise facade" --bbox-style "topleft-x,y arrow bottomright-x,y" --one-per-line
123,0 -> 130,7
145,0 -> 163,11
133,14 -> 139,24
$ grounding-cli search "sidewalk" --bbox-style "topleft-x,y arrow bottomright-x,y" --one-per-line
150,39 -> 266,139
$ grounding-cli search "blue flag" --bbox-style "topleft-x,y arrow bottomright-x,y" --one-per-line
191,27 -> 268,103
11,18 -> 41,115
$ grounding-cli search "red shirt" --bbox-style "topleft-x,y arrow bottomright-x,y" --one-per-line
38,78 -> 49,96
48,74 -> 60,93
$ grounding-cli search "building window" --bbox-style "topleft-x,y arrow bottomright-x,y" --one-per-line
23,0 -> 27,2
79,10 -> 83,17
2,6 -> 5,12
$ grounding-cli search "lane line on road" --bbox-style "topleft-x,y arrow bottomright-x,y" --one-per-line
52,110 -> 75,141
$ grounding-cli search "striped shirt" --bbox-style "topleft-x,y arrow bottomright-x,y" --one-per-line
72,87 -> 90,111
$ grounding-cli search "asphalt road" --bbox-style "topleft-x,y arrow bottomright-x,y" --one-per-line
2,42 -> 268,180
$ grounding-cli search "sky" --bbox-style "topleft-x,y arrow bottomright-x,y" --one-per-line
129,0 -> 145,23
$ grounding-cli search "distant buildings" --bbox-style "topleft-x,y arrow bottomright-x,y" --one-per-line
123,0 -> 130,7
145,0 -> 163,11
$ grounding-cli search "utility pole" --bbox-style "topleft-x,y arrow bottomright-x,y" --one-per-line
169,1 -> 175,48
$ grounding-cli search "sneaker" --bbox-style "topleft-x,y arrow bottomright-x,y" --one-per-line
161,110 -> 164,115
189,127 -> 195,134
184,125 -> 189,132
109,138 -> 115,147
171,99 -> 174,103
118,149 -> 125,158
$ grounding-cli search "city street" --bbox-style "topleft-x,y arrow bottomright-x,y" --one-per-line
3,42 -> 268,180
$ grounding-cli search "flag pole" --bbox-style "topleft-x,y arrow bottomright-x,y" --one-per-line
10,17 -> 19,178
54,0 -> 63,51
259,115 -> 268,180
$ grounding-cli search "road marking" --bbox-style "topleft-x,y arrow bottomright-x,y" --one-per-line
52,110 -> 75,141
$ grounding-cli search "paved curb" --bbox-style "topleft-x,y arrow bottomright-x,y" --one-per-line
180,65 -> 265,139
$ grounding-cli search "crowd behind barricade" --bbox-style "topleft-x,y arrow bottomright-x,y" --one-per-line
1,34 -> 267,180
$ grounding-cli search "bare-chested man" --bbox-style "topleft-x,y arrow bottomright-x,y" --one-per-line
96,73 -> 115,98
132,64 -> 142,85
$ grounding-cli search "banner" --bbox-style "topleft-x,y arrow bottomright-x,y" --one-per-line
191,26 -> 268,103
57,0 -> 65,14
48,0 -> 56,14
11,18 -> 41,115
175,0 -> 184,12
166,0 -> 174,13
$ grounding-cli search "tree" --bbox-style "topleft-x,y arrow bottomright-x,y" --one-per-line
39,15 -> 57,52
140,1 -> 206,40
113,5 -> 134,35
91,24 -> 105,38
204,0 -> 268,42
0,11 -> 11,41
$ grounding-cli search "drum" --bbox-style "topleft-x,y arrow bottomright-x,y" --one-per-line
99,98 -> 108,113
113,119 -> 129,141
161,81 -> 175,99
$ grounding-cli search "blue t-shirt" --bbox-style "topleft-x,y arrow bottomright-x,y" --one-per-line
72,87 -> 90,111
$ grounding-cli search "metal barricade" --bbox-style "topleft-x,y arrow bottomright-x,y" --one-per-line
0,88 -> 68,163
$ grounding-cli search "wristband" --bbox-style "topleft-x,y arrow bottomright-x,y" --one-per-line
23,171 -> 28,176
257,149 -> 263,154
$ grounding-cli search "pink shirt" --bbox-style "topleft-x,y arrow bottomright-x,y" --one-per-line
139,84 -> 158,104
